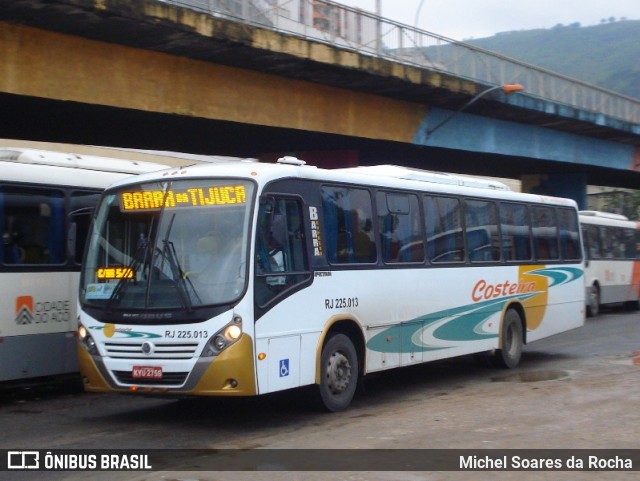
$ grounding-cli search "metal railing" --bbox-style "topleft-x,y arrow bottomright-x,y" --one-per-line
161,0 -> 640,127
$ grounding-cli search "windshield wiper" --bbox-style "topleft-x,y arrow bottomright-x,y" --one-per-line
105,234 -> 149,311
155,213 -> 201,312
160,239 -> 202,312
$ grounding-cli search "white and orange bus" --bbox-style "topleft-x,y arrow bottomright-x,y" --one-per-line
0,148 -> 164,383
580,210 -> 640,316
77,158 -> 585,411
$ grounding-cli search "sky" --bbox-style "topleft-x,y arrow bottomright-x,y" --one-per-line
332,0 -> 640,41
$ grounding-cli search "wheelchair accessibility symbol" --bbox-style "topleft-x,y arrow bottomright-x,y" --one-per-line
279,359 -> 289,377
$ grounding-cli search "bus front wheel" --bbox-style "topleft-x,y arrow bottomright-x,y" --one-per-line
490,309 -> 523,369
586,285 -> 600,317
316,333 -> 359,412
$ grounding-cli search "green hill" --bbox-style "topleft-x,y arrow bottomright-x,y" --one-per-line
465,20 -> 640,100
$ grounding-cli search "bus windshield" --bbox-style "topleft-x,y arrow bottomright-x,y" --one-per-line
80,179 -> 254,311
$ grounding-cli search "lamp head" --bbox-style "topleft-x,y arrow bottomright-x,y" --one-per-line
502,83 -> 524,94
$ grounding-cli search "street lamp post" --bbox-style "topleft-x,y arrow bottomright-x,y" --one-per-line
375,0 -> 382,55
414,0 -> 426,29
425,83 -> 524,137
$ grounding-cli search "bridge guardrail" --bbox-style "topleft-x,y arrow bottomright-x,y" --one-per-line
162,0 -> 640,128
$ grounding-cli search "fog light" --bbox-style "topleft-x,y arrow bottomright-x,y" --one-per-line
213,335 -> 226,350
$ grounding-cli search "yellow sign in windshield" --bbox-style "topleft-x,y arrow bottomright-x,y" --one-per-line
121,185 -> 247,211
97,267 -> 135,280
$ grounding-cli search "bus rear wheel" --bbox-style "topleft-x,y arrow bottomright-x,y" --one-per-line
490,309 -> 523,369
316,333 -> 359,412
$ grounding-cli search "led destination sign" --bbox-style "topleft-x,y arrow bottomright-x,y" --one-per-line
120,185 -> 247,211
97,268 -> 135,280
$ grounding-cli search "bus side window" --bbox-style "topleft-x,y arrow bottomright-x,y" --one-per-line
424,195 -> 464,263
464,199 -> 500,262
499,202 -> 532,262
584,224 -> 601,259
625,228 -> 638,259
0,186 -> 65,265
600,226 -> 617,258
377,192 -> 424,263
557,208 -> 581,261
321,186 -> 376,264
532,206 -> 559,261
610,227 -> 626,259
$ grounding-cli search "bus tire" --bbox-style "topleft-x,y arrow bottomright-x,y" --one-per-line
315,333 -> 359,412
490,309 -> 523,369
586,285 -> 600,317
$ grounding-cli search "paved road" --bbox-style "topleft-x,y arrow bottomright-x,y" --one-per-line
2,307 -> 638,481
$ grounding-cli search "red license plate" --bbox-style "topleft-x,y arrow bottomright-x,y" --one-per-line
132,366 -> 163,380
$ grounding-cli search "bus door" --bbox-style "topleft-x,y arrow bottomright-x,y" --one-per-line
254,195 -> 312,393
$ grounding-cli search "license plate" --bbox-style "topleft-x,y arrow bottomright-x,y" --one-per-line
132,366 -> 163,380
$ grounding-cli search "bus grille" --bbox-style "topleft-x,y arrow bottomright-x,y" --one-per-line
112,370 -> 189,386
103,341 -> 199,359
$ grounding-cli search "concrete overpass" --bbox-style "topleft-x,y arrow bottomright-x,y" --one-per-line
1,0 -> 639,207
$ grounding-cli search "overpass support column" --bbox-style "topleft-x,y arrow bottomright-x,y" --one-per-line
521,173 -> 588,210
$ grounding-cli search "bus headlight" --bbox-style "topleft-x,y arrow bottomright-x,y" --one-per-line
226,324 -> 242,340
77,319 -> 98,355
201,315 -> 243,357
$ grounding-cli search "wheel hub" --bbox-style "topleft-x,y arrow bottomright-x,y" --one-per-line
326,351 -> 351,394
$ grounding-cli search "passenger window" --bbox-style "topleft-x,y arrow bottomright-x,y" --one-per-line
465,199 -> 500,262
0,186 -> 66,265
624,228 -> 637,259
532,206 -> 559,261
424,195 -> 464,263
377,192 -> 424,263
321,186 -> 376,264
255,197 -> 309,306
609,227 -> 626,259
557,208 -> 581,261
499,203 -> 531,261
583,224 -> 602,259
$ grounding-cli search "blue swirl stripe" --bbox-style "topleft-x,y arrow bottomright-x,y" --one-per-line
366,267 -> 583,353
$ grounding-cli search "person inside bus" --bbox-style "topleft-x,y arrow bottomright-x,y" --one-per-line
353,212 -> 375,262
255,212 -> 285,273
2,231 -> 24,264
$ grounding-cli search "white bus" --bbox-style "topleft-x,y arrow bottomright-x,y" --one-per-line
77,158 -> 585,411
0,148 -> 164,383
580,210 -> 640,316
